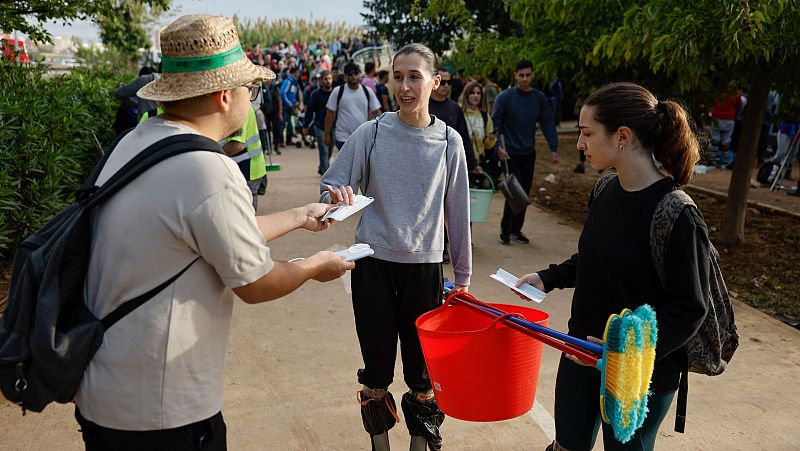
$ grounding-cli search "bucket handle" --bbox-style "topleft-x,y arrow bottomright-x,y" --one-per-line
442,296 -> 526,334
471,171 -> 495,192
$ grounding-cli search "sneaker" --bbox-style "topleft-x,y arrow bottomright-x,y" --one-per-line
510,232 -> 530,244
442,249 -> 450,263
788,187 -> 800,197
274,147 -> 282,155
499,232 -> 510,245
573,163 -> 585,174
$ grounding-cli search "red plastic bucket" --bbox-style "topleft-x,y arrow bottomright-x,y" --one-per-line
416,301 -> 549,422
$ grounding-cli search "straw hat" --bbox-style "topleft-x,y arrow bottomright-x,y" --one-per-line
138,14 -> 275,102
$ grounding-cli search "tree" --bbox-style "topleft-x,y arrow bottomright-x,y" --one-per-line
0,0 -> 168,44
362,0 -> 463,54
428,0 -> 800,244
579,0 -> 800,244
94,0 -> 168,61
362,0 -> 513,55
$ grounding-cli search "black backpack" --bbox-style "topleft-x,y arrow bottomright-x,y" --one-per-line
593,173 -> 739,432
0,133 -> 222,414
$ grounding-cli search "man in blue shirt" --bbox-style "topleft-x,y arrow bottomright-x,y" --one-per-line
303,70 -> 335,175
492,59 -> 559,245
280,67 -> 302,147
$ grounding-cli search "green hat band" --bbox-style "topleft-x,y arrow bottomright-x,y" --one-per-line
161,46 -> 246,73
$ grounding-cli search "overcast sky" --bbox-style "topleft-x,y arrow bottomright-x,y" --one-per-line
35,0 -> 367,42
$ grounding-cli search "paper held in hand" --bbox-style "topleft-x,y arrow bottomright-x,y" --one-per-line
322,195 -> 374,222
490,268 -> 546,303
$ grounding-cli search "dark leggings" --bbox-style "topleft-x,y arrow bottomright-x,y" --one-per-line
351,257 -> 443,392
554,356 -> 675,451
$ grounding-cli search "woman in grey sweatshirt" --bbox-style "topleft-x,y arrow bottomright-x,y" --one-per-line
320,43 -> 471,451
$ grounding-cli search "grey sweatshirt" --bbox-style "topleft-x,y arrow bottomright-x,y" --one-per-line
320,112 -> 472,286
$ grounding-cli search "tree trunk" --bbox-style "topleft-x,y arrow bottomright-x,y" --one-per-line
720,78 -> 771,245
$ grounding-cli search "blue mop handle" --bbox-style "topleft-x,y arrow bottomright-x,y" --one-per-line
465,298 -> 604,355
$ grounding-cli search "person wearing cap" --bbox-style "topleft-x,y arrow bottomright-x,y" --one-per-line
324,61 -> 381,151
72,14 -> 354,449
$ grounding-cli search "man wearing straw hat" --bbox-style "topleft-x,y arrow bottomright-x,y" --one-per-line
72,14 -> 354,449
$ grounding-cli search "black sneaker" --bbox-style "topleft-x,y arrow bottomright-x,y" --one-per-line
510,232 -> 530,244
442,249 -> 450,263
499,232 -> 510,245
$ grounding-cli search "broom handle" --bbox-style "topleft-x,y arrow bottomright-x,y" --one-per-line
450,296 -> 600,364
447,292 -> 605,355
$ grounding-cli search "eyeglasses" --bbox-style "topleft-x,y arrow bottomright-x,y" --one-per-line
345,71 -> 360,77
440,80 -> 452,86
245,84 -> 261,101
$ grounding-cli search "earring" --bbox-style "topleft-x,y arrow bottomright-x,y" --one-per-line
618,143 -> 624,152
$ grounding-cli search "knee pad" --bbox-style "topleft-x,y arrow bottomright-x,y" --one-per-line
358,386 -> 398,436
401,391 -> 445,449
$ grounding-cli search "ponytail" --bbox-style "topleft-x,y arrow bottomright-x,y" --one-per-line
583,82 -> 700,186
652,100 -> 700,186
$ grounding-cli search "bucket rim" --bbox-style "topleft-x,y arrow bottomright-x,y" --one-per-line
416,302 -> 549,336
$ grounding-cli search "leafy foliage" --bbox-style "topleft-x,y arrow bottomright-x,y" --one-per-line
0,62 -> 136,258
94,0 -> 169,60
0,0 -> 168,44
362,0 -> 463,54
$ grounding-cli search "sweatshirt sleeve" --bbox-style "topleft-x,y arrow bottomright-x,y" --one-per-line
444,128 -> 472,286
319,120 -> 373,203
654,207 -> 710,361
537,253 -> 578,292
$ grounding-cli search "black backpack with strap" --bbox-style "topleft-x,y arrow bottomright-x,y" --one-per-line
592,173 -> 739,432
0,133 -> 222,414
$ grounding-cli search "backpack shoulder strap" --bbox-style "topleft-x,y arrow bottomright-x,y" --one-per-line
362,84 -> 371,115
591,172 -> 618,205
84,129 -> 135,188
363,116 -> 382,195
650,189 -> 695,288
333,85 -> 345,127
100,258 -> 198,330
86,134 -> 222,209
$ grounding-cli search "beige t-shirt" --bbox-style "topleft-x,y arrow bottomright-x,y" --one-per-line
75,118 -> 274,430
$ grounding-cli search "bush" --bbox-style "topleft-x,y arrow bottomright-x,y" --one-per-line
0,62 -> 136,259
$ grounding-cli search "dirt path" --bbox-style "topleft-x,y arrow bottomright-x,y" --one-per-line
1,145 -> 798,450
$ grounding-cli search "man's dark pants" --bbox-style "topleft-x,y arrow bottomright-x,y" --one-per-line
500,151 -> 536,236
75,408 -> 227,451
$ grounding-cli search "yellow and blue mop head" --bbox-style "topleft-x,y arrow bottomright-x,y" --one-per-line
598,305 -> 658,443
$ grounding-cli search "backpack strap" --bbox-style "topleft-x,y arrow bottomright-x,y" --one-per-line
362,84 -> 371,117
363,116 -> 382,195
92,134 -> 222,329
85,134 -> 223,209
650,189 -> 695,288
100,258 -> 198,330
83,129 -> 135,190
333,85 -> 346,129
648,187 -> 696,434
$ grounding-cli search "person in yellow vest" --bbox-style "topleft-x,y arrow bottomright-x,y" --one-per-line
138,106 -> 164,123
222,104 -> 267,210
